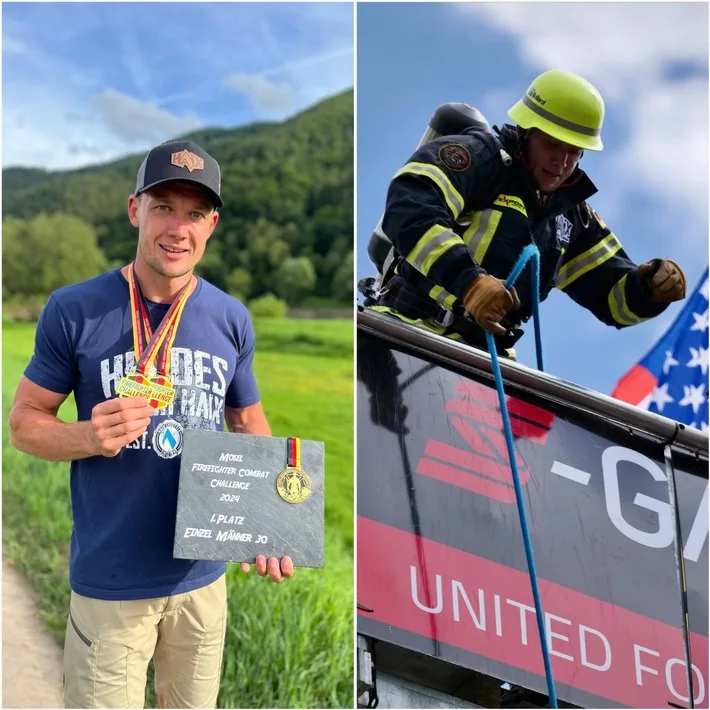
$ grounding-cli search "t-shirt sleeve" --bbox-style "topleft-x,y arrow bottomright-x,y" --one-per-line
225,308 -> 261,409
24,294 -> 77,395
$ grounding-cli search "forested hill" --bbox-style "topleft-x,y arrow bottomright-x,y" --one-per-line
2,89 -> 354,308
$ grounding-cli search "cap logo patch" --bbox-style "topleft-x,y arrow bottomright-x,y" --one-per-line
170,149 -> 204,172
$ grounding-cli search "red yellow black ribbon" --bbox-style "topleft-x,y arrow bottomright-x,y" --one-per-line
288,437 -> 301,469
127,263 -> 194,377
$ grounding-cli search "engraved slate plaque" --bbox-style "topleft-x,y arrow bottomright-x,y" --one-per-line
173,430 -> 324,568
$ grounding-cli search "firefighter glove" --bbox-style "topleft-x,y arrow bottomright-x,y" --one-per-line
637,259 -> 687,303
463,274 -> 521,336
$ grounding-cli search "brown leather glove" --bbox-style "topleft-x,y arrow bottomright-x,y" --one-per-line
463,274 -> 521,336
637,259 -> 687,303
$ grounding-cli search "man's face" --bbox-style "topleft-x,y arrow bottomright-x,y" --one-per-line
127,181 -> 219,279
525,129 -> 583,193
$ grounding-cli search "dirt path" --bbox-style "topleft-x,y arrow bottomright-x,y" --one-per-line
2,555 -> 64,709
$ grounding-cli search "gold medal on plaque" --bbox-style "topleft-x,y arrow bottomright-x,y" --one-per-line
117,264 -> 193,409
277,438 -> 311,504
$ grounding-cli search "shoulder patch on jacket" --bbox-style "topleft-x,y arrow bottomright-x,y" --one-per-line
438,143 -> 471,172
590,206 -> 607,230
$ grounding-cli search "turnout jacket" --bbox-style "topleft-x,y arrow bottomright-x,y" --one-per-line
380,124 -> 667,332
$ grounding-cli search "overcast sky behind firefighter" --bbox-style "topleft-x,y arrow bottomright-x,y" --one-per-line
357,2 -> 708,395
2,2 -> 353,170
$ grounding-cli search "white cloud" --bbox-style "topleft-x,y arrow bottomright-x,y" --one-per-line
3,103 -> 128,170
457,3 -> 707,95
219,45 -> 353,116
93,89 -> 203,143
612,76 -> 708,222
2,88 -> 203,170
455,2 -> 709,229
219,47 -> 353,115
222,73 -> 294,111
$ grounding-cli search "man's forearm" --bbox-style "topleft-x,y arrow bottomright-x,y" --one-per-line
246,419 -> 272,436
9,407 -> 99,462
227,413 -> 272,437
230,419 -> 272,436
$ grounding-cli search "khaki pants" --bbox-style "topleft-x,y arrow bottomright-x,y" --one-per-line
62,575 -> 227,709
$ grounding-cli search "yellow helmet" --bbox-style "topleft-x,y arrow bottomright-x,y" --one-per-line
508,69 -> 605,151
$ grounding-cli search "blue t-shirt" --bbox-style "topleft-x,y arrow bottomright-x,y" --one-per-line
24,268 -> 261,600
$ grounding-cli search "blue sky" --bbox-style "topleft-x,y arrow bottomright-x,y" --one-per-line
2,2 -> 353,170
357,2 -> 709,396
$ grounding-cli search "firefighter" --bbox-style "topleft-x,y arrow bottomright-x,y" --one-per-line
369,69 -> 687,356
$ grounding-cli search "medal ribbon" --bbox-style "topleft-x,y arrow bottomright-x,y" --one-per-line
288,437 -> 301,469
127,263 -> 194,377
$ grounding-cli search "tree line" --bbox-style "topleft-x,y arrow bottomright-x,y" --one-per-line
2,90 -> 354,317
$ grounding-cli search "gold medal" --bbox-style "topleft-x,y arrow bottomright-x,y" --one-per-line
277,437 -> 311,504
116,373 -> 175,410
118,264 -> 193,408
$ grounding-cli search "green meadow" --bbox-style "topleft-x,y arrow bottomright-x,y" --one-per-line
2,318 -> 354,709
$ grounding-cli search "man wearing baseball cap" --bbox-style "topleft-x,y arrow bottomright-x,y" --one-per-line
9,139 -> 292,708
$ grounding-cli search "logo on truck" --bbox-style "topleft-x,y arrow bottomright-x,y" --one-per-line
416,381 -> 554,503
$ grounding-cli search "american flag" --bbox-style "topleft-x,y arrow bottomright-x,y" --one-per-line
612,267 -> 709,432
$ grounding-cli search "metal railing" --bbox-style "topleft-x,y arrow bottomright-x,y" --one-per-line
357,307 -> 708,460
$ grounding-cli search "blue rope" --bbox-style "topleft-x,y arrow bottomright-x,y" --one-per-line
485,244 -> 557,707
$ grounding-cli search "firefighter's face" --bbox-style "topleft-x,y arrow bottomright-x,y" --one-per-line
526,129 -> 583,193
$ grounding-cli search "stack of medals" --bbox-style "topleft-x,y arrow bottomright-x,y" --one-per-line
116,263 -> 194,410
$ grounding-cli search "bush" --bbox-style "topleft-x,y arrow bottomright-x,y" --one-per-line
3,295 -> 49,323
248,293 -> 287,318
3,213 -> 107,300
275,256 -> 317,306
225,267 -> 252,300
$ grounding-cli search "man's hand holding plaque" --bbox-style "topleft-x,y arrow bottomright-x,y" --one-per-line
240,554 -> 295,583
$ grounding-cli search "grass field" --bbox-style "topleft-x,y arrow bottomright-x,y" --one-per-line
2,318 -> 354,709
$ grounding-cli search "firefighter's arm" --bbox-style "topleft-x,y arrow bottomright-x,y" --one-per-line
555,207 -> 685,328
381,133 -> 502,299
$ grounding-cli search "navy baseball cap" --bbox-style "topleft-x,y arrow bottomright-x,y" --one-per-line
135,140 -> 223,208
